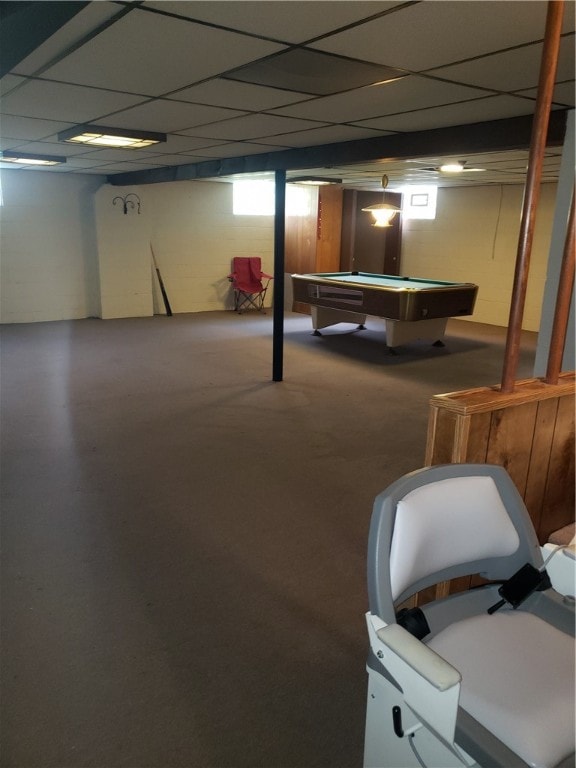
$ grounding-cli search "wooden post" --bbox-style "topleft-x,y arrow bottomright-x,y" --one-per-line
545,191 -> 575,384
500,0 -> 564,393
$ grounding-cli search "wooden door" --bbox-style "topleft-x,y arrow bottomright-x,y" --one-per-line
340,190 -> 402,275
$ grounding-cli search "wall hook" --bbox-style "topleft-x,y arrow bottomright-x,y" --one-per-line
113,193 -> 141,215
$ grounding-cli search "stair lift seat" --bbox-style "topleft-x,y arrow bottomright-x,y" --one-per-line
364,463 -> 575,768
228,257 -> 272,313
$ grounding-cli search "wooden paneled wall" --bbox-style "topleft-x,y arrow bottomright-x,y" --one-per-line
425,372 -> 575,543
285,184 -> 343,314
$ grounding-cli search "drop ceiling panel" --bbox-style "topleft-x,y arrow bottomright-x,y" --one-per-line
181,113 -> 329,141
67,166 -> 113,175
12,2 -> 125,76
353,95 -> 536,132
3,140 -> 113,157
518,80 -> 576,106
75,160 -> 167,173
0,115 -> 74,141
137,154 -> 213,166
184,142 -> 290,158
0,138 -> 25,151
143,1 -> 403,44
271,77 -> 487,123
62,147 -> 163,163
429,35 -> 575,92
53,157 -> 122,170
0,1 -> 572,186
138,134 -> 226,153
255,124 -> 389,147
0,74 -> 26,96
38,9 -> 286,96
101,99 -> 247,133
1,80 -> 146,123
224,49 -> 405,96
311,1 -> 551,71
169,79 -> 314,110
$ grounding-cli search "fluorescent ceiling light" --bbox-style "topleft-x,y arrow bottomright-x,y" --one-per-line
1,151 -> 66,165
58,125 -> 166,149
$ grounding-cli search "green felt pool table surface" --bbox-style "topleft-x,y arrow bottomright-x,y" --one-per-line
304,272 -> 469,290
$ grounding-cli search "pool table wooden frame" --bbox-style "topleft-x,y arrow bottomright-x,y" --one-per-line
291,271 -> 478,348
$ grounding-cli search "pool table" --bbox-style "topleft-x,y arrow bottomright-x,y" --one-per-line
291,271 -> 478,348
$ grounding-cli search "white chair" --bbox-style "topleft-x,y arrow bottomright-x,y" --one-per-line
364,463 -> 575,768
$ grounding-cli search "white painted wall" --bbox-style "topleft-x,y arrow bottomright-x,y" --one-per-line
95,185 -> 154,319
94,179 -> 275,318
400,183 -> 557,332
0,169 -> 102,323
0,169 -> 559,333
146,180 -> 274,314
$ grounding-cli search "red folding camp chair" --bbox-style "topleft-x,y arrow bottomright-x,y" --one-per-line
228,257 -> 273,313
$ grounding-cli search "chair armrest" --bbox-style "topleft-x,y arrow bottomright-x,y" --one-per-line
367,613 -> 461,745
261,272 -> 273,280
541,543 -> 576,597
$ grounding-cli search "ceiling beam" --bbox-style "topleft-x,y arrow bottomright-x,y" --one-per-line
109,110 -> 569,187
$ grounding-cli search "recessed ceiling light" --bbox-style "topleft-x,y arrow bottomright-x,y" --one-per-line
438,161 -> 485,173
289,176 -> 342,185
58,125 -> 166,149
440,163 -> 465,173
1,151 -> 66,166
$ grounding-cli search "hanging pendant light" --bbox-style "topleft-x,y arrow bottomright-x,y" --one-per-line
361,203 -> 401,228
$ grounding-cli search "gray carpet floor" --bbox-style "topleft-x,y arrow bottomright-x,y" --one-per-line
0,311 -> 537,768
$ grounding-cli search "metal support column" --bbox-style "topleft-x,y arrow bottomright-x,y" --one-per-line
272,170 -> 286,382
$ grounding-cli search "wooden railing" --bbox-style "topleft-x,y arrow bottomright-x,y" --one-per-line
425,372 -> 575,544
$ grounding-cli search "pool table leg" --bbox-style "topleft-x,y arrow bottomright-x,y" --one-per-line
385,318 -> 448,348
310,306 -> 368,333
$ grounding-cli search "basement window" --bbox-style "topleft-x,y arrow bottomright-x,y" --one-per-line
401,185 -> 437,220
234,181 -> 274,215
233,180 -> 311,216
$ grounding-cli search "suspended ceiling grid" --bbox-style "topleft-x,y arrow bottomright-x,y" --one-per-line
0,0 -> 574,189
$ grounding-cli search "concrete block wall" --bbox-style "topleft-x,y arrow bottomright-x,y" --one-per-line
0,169 -> 560,332
0,170 -> 102,323
145,180 -> 274,314
400,183 -> 557,332
95,180 -> 275,318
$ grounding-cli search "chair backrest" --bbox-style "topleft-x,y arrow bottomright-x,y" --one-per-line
232,257 -> 263,292
367,464 -> 543,622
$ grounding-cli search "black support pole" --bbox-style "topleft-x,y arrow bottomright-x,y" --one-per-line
272,170 -> 286,382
